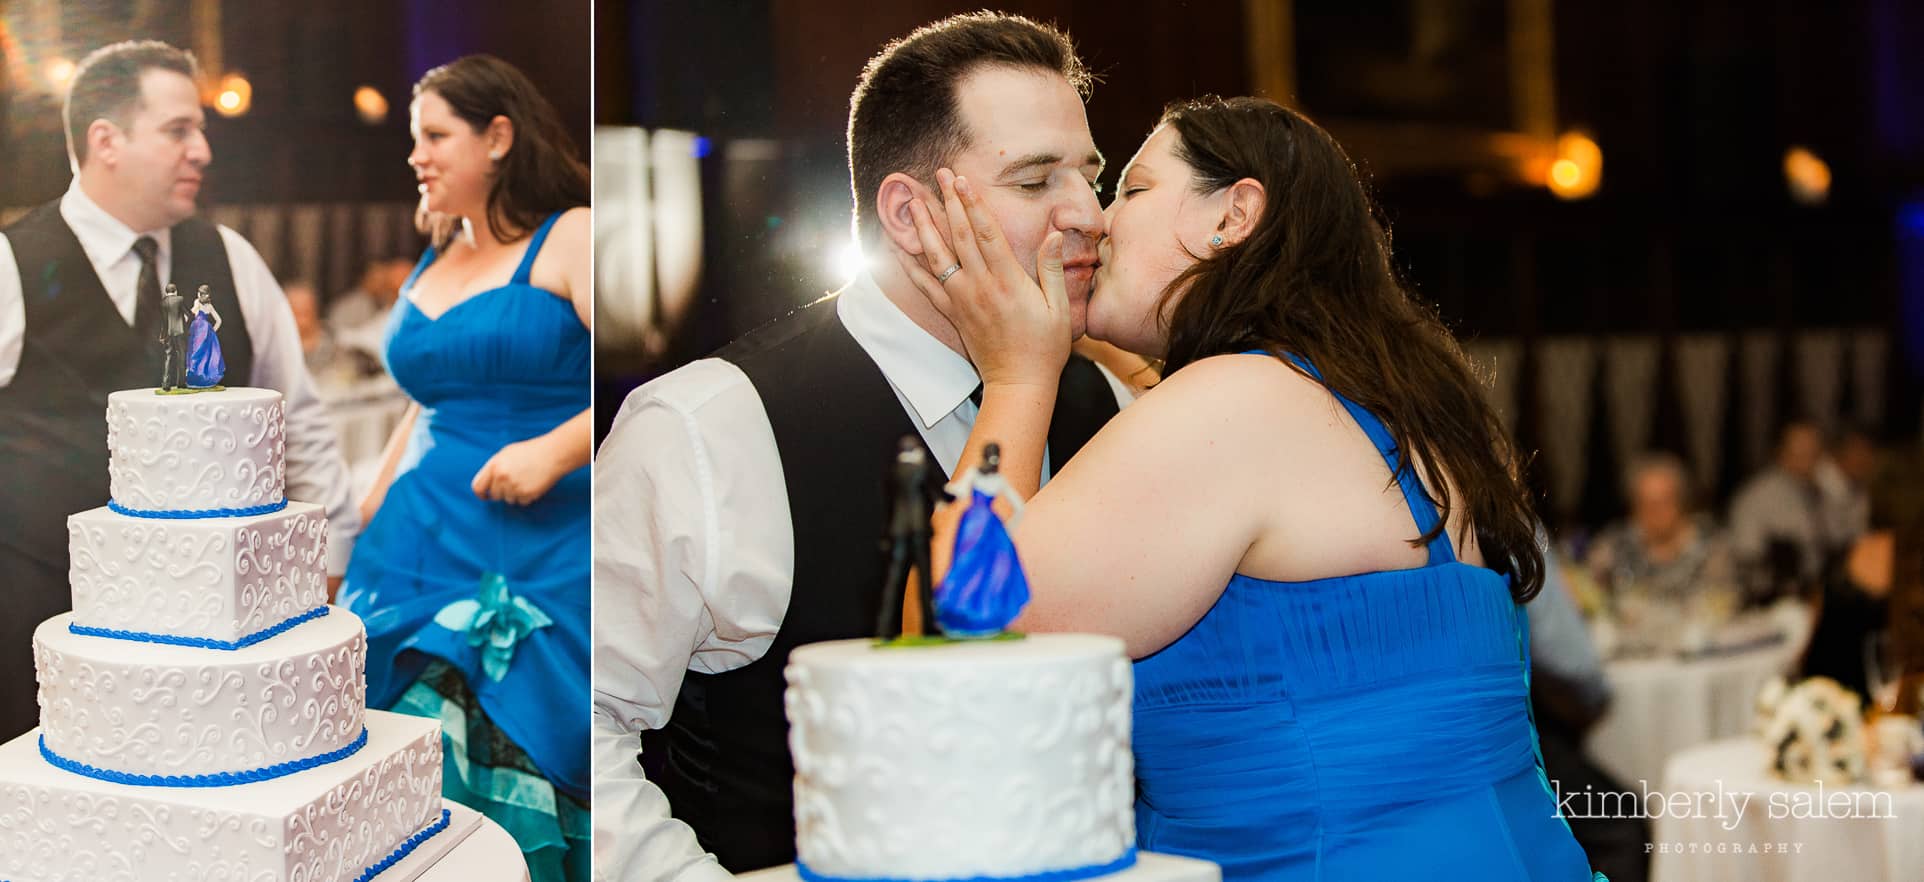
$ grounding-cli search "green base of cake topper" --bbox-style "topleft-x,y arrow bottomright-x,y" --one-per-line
874,631 -> 1026,649
156,385 -> 226,395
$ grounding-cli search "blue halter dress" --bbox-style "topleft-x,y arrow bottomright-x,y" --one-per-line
1128,352 -> 1602,881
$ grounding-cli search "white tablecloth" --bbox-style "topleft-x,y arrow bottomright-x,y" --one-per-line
739,853 -> 1219,882
1586,638 -> 1804,788
317,375 -> 410,490
1650,738 -> 1924,882
418,809 -> 531,882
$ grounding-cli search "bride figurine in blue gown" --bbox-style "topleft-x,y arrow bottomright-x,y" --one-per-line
185,286 -> 226,388
905,97 -> 1604,881
339,55 -> 591,882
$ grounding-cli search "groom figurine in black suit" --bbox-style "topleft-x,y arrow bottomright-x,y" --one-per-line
159,283 -> 188,390
593,12 -> 1134,881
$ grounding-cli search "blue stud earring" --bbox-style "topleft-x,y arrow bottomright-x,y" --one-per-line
1210,234 -> 1224,247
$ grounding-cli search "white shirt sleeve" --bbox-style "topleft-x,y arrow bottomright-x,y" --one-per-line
0,235 -> 24,388
592,358 -> 792,882
220,227 -> 361,574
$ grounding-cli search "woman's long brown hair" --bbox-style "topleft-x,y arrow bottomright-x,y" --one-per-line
1156,96 -> 1544,602
414,55 -> 589,249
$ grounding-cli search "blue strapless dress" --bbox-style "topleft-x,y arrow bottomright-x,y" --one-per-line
341,213 -> 589,817
185,311 -> 225,387
1130,352 -> 1601,881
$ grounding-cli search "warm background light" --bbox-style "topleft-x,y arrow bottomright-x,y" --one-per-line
42,57 -> 75,90
1546,131 -> 1602,200
213,72 -> 252,117
353,86 -> 389,125
1784,146 -> 1831,205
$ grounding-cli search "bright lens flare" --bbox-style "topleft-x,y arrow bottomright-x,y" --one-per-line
832,242 -> 868,284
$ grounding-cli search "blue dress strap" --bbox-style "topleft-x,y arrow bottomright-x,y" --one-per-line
400,246 -> 437,297
1249,348 -> 1456,566
510,212 -> 566,286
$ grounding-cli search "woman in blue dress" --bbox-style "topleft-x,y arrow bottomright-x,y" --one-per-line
902,96 -> 1603,881
341,55 -> 590,882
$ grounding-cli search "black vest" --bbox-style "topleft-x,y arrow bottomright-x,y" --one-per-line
0,203 -> 251,737
649,295 -> 1119,872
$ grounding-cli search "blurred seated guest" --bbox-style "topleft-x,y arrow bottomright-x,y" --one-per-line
1730,419 -> 1831,597
330,256 -> 411,357
285,279 -> 339,377
1586,452 -> 1735,611
1817,422 -> 1877,549
1531,532 -> 1648,882
1801,445 -> 1922,705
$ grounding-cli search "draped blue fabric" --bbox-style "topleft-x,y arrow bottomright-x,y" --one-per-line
1128,351 -> 1599,881
936,487 -> 1032,636
341,212 -> 590,800
185,310 -> 225,387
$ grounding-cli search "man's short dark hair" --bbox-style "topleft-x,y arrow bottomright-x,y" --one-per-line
846,12 -> 1090,242
65,40 -> 198,166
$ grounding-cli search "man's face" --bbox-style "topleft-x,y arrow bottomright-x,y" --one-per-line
106,69 -> 211,231
942,66 -> 1104,337
1780,425 -> 1823,479
1630,468 -> 1686,544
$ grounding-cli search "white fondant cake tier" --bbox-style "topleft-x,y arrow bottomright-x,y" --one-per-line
0,710 -> 444,882
106,387 -> 285,513
68,502 -> 329,643
785,634 -> 1135,881
33,609 -> 366,779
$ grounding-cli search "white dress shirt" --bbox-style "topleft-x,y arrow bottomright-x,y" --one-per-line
0,181 -> 361,573
592,272 -> 1131,882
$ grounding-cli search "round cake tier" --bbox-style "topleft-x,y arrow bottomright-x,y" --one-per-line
785,634 -> 1135,881
68,501 -> 329,644
33,608 -> 366,781
106,387 -> 285,515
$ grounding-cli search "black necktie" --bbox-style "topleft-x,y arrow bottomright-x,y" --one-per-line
969,382 -> 984,409
131,236 -> 163,355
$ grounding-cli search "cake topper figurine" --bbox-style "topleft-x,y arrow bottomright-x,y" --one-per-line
875,437 -> 938,641
185,285 -> 227,390
157,283 -> 189,392
933,442 -> 1031,637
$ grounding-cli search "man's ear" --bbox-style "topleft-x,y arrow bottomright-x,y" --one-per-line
85,119 -> 120,169
1217,177 -> 1266,245
875,171 -> 952,256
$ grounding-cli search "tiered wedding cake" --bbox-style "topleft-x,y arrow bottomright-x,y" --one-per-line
0,387 -> 450,882
783,634 -> 1140,881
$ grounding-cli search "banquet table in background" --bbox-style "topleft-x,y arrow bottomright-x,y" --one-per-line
1649,738 -> 1924,882
1586,607 -> 1811,788
317,373 -> 410,495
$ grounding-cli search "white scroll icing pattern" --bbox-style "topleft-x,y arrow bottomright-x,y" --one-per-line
68,505 -> 329,641
34,618 -> 367,777
106,390 -> 285,512
0,724 -> 441,882
786,638 -> 1135,880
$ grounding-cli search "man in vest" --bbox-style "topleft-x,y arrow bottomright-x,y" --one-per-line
592,12 -> 1131,880
0,41 -> 358,736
